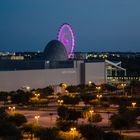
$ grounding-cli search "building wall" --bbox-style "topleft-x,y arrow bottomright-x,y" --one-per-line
0,68 -> 79,91
84,62 -> 106,84
0,61 -> 108,91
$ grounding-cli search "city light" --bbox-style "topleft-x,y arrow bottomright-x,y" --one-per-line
89,110 -> 94,113
58,99 -> 63,105
35,93 -> 40,100
96,94 -> 102,100
88,81 -> 92,86
34,115 -> 40,124
96,86 -> 101,91
132,102 -> 136,108
70,127 -> 76,140
8,106 -> 16,113
62,83 -> 68,89
26,86 -> 31,91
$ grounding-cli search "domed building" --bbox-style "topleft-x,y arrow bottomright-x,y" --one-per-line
44,40 -> 68,61
0,42 -> 126,91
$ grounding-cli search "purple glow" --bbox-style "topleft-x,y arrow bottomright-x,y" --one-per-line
58,23 -> 75,58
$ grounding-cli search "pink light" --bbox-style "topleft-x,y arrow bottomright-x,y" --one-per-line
58,23 -> 75,58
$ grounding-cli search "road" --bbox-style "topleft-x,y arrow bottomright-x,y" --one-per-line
7,108 -> 140,137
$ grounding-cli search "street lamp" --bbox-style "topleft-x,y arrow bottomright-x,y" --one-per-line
121,83 -> 127,96
58,99 -> 63,105
132,102 -> 136,108
97,94 -> 102,105
34,115 -> 40,124
89,109 -> 94,121
89,109 -> 94,115
96,86 -> 101,95
96,94 -> 102,101
35,93 -> 40,100
88,81 -> 92,86
8,106 -> 16,113
70,127 -> 76,140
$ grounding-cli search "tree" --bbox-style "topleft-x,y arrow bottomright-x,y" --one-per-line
9,113 -> 27,127
22,123 -> 40,139
58,130 -> 85,140
102,83 -> 118,92
0,108 -> 9,121
126,80 -> 140,96
82,109 -> 102,123
79,124 -> 104,140
57,106 -> 81,121
59,95 -> 80,105
37,86 -> 54,97
110,114 -> 130,131
35,127 -> 59,140
57,106 -> 68,120
66,85 -> 78,93
89,113 -> 102,123
0,91 -> 9,103
80,93 -> 96,105
56,119 -> 76,131
0,121 -> 22,140
11,90 -> 31,104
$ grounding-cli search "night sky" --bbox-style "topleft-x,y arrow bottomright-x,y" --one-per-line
1,0 -> 140,52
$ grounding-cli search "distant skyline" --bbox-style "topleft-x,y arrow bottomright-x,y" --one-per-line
1,0 -> 140,52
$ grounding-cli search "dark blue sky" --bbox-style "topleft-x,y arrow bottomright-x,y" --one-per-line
1,0 -> 140,52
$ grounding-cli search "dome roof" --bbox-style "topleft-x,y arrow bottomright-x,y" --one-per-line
44,40 -> 68,61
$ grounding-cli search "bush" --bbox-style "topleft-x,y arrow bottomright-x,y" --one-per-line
9,113 -> 27,127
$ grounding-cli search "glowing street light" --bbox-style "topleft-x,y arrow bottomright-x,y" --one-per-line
96,86 -> 101,95
89,109 -> 94,115
89,109 -> 94,120
121,83 -> 127,88
88,81 -> 92,86
96,94 -> 102,101
121,83 -> 127,96
132,102 -> 136,108
34,115 -> 40,124
8,106 -> 16,113
58,99 -> 63,105
34,93 -> 40,101
70,127 -> 76,131
70,127 -> 76,140
96,86 -> 101,91
35,93 -> 40,98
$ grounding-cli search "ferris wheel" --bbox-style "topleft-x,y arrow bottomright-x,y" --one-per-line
58,23 -> 75,58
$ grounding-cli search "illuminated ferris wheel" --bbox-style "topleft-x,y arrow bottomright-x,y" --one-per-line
58,23 -> 75,58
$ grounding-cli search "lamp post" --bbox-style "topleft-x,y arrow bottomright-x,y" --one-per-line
58,99 -> 63,105
96,94 -> 102,101
96,86 -> 101,95
96,94 -> 102,105
70,127 -> 76,140
35,93 -> 40,100
8,106 -> 15,114
88,81 -> 92,86
121,83 -> 127,96
34,115 -> 40,124
89,109 -> 94,116
131,102 -> 136,108
89,109 -> 94,122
